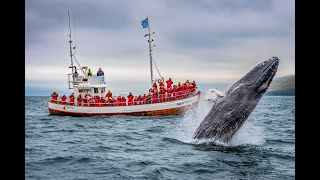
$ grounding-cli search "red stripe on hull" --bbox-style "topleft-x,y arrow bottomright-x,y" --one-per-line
48,102 -> 198,117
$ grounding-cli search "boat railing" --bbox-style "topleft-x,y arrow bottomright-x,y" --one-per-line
49,88 -> 199,107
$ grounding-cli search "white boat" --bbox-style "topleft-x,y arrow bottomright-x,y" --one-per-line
48,14 -> 201,116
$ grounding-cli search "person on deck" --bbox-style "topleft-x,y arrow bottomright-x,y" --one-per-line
133,96 -> 138,105
97,68 -> 104,76
159,79 -> 165,89
61,95 -> 67,105
94,96 -> 100,106
69,93 -> 74,105
51,90 -> 58,103
108,97 -> 114,106
113,97 -> 118,106
137,95 -> 142,105
77,94 -> 83,106
152,81 -> 157,89
121,96 -> 127,106
86,68 -> 93,76
146,93 -> 152,104
127,93 -> 134,106
142,93 -> 147,104
152,91 -> 159,103
172,85 -> 178,100
117,96 -> 122,106
106,90 -> 112,99
159,88 -> 165,102
166,78 -> 173,89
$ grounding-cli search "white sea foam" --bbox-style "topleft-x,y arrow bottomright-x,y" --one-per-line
229,119 -> 265,146
174,98 -> 265,146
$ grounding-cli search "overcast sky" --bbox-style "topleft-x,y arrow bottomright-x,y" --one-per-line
25,0 -> 294,95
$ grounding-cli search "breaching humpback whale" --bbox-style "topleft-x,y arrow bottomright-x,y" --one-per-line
193,57 -> 279,143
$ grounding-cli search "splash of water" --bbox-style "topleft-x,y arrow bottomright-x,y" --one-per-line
229,119 -> 265,146
174,99 -> 265,146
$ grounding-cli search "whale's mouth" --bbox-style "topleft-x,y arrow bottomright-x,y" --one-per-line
255,58 -> 279,93
245,57 -> 279,93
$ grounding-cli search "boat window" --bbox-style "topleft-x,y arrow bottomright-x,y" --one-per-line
101,88 -> 105,93
79,89 -> 90,93
94,88 -> 98,93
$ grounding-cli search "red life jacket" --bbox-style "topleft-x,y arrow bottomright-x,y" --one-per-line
166,80 -> 173,89
106,92 -> 112,99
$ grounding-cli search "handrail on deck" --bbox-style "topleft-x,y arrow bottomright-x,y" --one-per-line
49,88 -> 199,107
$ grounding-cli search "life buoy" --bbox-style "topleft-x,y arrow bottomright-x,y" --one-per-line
85,94 -> 92,101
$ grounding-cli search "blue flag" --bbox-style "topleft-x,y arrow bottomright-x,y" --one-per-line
141,17 -> 149,28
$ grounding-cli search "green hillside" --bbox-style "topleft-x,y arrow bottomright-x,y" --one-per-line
267,75 -> 295,95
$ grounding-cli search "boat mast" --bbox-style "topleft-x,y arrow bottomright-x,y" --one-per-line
146,16 -> 155,87
68,10 -> 74,77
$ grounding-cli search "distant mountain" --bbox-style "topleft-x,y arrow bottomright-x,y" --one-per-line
267,75 -> 295,96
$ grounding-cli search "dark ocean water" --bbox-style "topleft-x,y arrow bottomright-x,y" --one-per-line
25,96 -> 295,179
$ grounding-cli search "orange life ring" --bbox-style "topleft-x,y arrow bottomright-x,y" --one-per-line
85,94 -> 92,101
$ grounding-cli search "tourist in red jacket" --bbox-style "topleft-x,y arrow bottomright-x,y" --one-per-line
61,95 -> 67,105
69,93 -> 74,105
51,90 -> 58,103
166,78 -> 173,89
117,96 -> 122,106
127,93 -> 134,106
106,90 -> 112,99
121,97 -> 126,106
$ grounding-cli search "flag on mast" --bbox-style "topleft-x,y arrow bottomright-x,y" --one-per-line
141,17 -> 149,28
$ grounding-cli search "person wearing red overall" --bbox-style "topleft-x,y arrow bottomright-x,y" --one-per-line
51,90 -> 58,103
134,96 -> 138,105
159,88 -> 165,102
121,97 -> 126,106
69,93 -> 74,105
172,85 -> 178,100
117,96 -> 122,106
152,82 -> 157,90
106,90 -> 112,99
166,78 -> 173,89
100,97 -> 105,106
113,98 -> 118,106
94,96 -> 100,106
159,79 -> 165,89
127,93 -> 134,106
142,93 -> 147,104
181,83 -> 186,98
137,95 -> 142,105
61,95 -> 67,105
152,91 -> 159,103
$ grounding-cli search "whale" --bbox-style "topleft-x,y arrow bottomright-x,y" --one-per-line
193,57 -> 279,143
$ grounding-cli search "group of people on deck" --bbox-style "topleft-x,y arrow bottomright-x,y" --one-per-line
147,77 -> 197,103
51,77 -> 197,106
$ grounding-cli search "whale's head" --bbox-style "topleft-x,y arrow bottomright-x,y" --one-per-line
193,57 -> 279,143
225,57 -> 279,97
